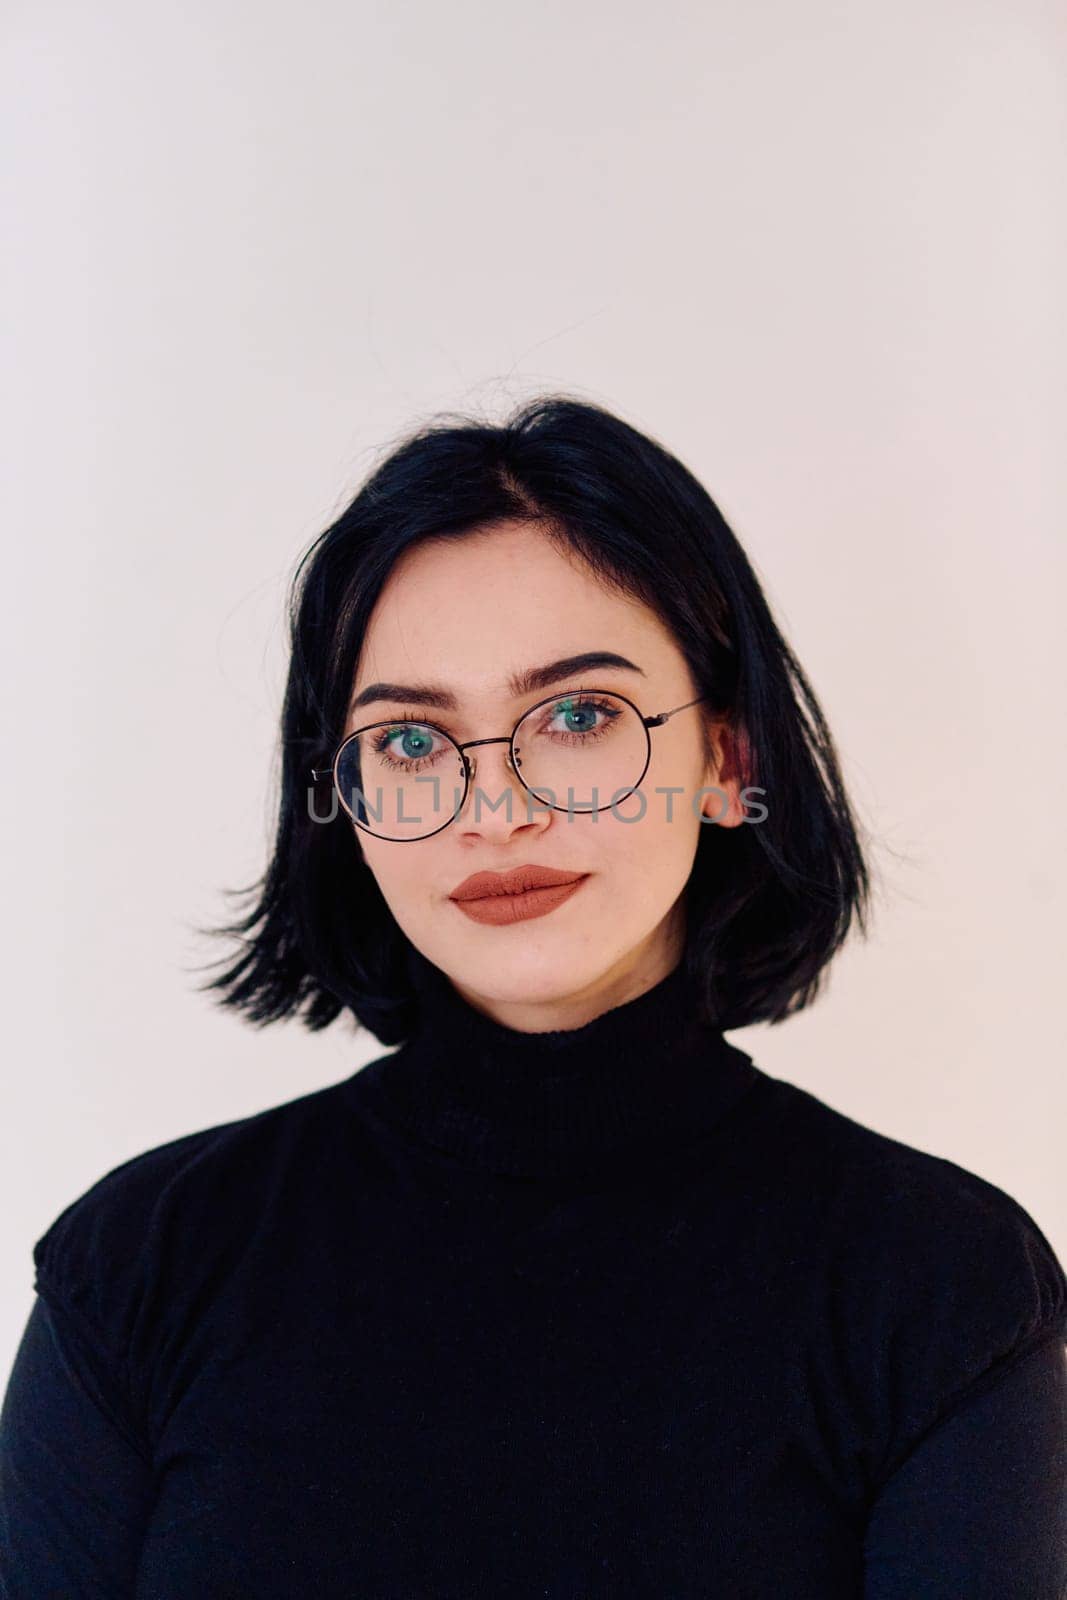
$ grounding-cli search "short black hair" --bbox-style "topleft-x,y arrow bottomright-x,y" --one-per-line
190,394 -> 875,1042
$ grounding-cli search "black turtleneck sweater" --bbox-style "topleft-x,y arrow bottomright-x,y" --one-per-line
2,946 -> 1066,1597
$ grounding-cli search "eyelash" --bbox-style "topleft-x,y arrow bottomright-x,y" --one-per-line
373,695 -> 621,751
390,706 -> 454,734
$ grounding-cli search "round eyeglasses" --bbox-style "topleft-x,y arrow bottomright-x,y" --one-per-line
310,687 -> 709,842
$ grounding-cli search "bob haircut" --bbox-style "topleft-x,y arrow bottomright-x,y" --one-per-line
193,394 -> 873,1045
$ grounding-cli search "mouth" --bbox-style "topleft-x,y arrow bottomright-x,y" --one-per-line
449,866 -> 589,902
449,872 -> 590,926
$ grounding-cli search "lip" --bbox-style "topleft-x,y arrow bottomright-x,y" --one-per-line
449,865 -> 588,902
450,874 -> 589,926
448,865 -> 591,928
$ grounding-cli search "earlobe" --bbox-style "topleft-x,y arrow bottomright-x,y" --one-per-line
702,786 -> 745,828
700,733 -> 745,829
701,723 -> 749,828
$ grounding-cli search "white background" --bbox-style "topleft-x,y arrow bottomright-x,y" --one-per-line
2,0 -> 1065,1373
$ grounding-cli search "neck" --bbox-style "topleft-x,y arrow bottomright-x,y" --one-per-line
373,940 -> 760,1179
445,932 -> 688,1036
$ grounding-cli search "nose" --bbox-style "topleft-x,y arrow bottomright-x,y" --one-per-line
458,741 -> 537,831
464,740 -> 520,794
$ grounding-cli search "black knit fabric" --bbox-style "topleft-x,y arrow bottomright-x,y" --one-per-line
2,945 -> 1066,1597
379,940 -> 760,1177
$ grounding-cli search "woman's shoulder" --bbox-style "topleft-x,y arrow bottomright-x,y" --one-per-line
747,1069 -> 1067,1473
752,1068 -> 1065,1291
757,1069 -> 1059,1251
29,1072 -> 370,1352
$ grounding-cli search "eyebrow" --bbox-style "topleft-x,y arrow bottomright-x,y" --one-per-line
349,651 -> 646,715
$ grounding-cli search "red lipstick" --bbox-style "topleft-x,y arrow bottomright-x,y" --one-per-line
449,865 -> 590,926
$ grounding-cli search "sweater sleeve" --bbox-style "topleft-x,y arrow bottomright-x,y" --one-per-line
861,1328 -> 1067,1597
0,1124 -> 234,1597
835,1149 -> 1067,1497
0,1292 -> 153,1598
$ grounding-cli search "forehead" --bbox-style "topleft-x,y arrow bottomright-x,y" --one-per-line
354,523 -> 679,702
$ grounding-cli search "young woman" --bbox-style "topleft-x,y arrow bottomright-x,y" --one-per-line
2,396 -> 1065,1597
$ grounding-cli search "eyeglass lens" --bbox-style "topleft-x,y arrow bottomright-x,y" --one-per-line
332,691 -> 649,840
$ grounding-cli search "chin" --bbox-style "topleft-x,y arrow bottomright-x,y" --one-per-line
456,945 -> 610,1002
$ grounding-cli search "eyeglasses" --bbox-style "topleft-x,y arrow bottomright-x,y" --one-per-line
311,686 -> 709,842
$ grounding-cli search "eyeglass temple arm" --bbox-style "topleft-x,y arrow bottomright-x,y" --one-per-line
643,692 -> 708,728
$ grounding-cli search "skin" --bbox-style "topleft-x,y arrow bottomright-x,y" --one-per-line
346,520 -> 745,1033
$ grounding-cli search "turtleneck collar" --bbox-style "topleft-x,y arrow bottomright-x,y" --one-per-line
373,941 -> 761,1179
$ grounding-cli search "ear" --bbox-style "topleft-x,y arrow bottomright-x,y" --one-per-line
699,721 -> 747,830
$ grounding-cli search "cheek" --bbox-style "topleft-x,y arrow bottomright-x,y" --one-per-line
578,805 -> 700,901
360,841 -> 411,887
605,783 -> 703,839
357,835 -> 450,914
644,737 -> 714,820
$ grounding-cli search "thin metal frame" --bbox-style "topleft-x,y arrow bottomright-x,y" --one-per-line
311,687 -> 709,841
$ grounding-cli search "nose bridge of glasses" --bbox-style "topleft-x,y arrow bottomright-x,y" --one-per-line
458,733 -> 520,787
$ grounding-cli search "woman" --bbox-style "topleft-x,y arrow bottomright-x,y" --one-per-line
2,395 -> 1064,1597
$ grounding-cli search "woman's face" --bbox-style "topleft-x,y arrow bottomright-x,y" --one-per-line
346,521 -> 744,1030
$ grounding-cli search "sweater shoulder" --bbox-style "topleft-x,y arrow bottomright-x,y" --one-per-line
756,1070 -> 1063,1263
30,1067 -> 386,1358
747,1071 -> 1067,1476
